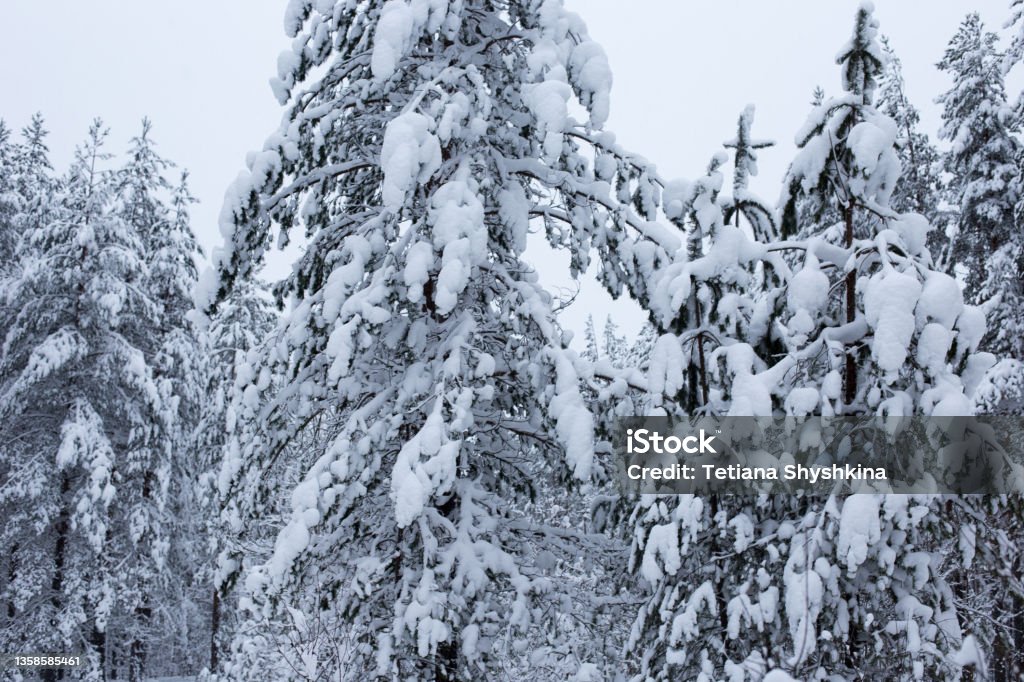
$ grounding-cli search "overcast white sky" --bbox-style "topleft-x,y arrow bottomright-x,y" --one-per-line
0,1 -> 1015,342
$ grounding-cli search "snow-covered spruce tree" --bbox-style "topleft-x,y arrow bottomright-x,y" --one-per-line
0,115 -> 55,287
656,154 -> 733,414
0,121 -> 21,360
109,121 -> 206,677
200,1 -> 657,679
0,121 -> 178,679
937,13 -> 1023,360
0,122 -> 17,276
12,114 -> 56,235
193,280 -> 277,673
876,36 -> 948,261
582,314 -> 600,362
626,4 -> 1006,680
0,115 -> 57,651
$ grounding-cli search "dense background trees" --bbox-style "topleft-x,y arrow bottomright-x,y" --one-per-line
2,1 -> 1024,680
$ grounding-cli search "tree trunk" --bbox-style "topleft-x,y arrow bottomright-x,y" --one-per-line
40,474 -> 72,682
128,606 -> 150,682
843,201 -> 857,407
5,542 -> 16,620
685,287 -> 708,412
90,624 -> 107,681
210,587 -> 221,672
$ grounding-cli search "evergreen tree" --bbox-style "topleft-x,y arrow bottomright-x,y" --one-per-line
582,315 -> 600,362
602,315 -> 628,366
0,122 -> 17,275
877,36 -> 948,262
779,1 -> 893,409
626,5 -> 1005,679
201,1 -> 648,679
194,280 -> 277,674
0,120 -> 176,679
0,114 -> 55,288
722,104 -> 777,242
113,121 -> 206,678
937,14 -> 1021,319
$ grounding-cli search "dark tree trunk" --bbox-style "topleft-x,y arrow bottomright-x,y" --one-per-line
6,542 -> 16,620
128,606 -> 151,681
843,201 -> 857,407
41,474 -> 72,682
434,639 -> 459,681
210,587 -> 221,671
90,624 -> 107,681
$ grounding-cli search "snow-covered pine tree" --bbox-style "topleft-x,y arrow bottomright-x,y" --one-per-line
657,155 -> 728,414
719,105 -> 787,375
1004,0 -> 1024,80
200,1 -> 653,679
722,105 -> 776,243
627,4 -> 1006,679
779,1 -> 894,409
937,13 -> 1022,359
0,120 -> 179,679
652,139 -> 774,416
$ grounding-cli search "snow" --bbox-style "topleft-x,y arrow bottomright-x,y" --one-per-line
380,112 -> 441,211
784,562 -> 823,666
389,399 -> 459,527
7,327 -> 87,395
953,635 -> 985,670
864,269 -> 921,374
916,271 -> 963,328
573,662 -> 601,681
848,116 -> 900,205
955,305 -> 987,354
568,41 -> 612,127
371,1 -> 417,82
497,184 -> 530,254
891,212 -> 932,256
647,334 -> 685,402
729,513 -> 754,552
641,522 -> 681,582
548,350 -> 595,479
916,322 -> 951,374
837,494 -> 881,574
787,254 -> 829,315
428,177 -> 486,315
265,517 -> 310,581
785,387 -> 821,416
523,79 -> 572,163
671,581 -> 717,643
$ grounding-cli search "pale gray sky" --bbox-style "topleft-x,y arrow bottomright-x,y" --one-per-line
1,1 -> 1015,343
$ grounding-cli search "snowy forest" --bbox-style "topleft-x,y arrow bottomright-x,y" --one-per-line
3,0 -> 1024,680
